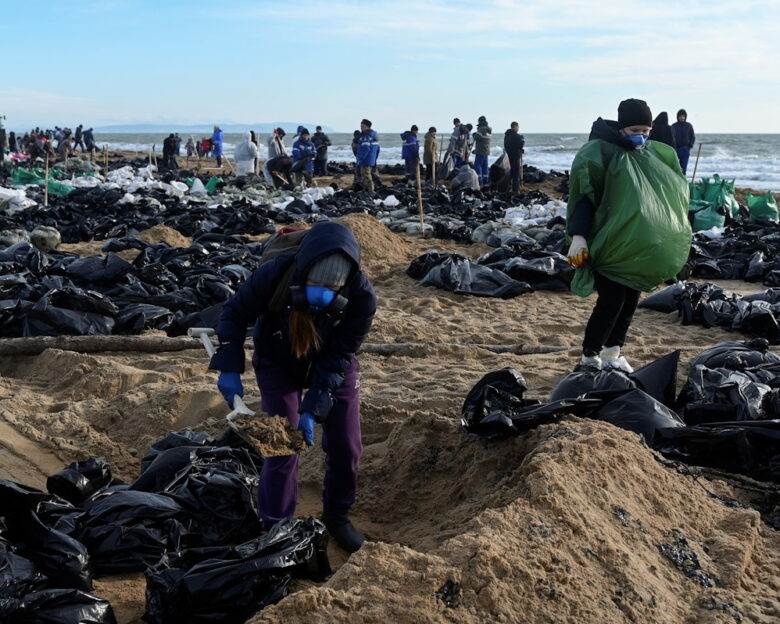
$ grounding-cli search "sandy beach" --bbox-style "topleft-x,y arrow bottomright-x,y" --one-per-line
1,196 -> 778,622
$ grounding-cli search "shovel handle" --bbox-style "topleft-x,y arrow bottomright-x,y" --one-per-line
187,327 -> 216,357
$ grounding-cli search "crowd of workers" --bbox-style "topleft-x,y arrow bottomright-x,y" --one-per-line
0,124 -> 99,161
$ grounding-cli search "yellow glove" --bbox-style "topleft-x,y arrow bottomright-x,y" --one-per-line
566,235 -> 589,268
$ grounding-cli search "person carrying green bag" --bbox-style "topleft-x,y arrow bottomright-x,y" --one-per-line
566,98 -> 691,372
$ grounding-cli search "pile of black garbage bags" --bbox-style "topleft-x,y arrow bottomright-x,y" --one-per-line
0,429 -> 330,624
640,281 -> 780,343
684,220 -> 780,284
463,339 -> 780,485
0,234 -> 266,337
407,219 -> 573,298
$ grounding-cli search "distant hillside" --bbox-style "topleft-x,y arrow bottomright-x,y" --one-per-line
94,122 -> 336,133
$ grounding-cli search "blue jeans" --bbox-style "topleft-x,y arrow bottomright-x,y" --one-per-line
676,147 -> 691,175
474,154 -> 489,185
451,153 -> 462,169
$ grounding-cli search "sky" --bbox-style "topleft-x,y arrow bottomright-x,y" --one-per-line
2,0 -> 779,133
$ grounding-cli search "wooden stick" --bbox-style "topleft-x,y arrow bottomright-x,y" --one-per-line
520,153 -> 524,190
416,157 -> 425,236
44,154 -> 49,206
690,143 -> 703,183
0,337 -> 569,357
432,136 -> 437,187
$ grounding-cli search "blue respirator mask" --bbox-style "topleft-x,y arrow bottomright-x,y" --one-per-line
626,133 -> 648,148
305,285 -> 337,311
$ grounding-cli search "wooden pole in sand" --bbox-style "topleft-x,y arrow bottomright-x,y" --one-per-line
416,157 -> 425,236
520,153 -> 525,191
44,154 -> 49,206
690,143 -> 703,183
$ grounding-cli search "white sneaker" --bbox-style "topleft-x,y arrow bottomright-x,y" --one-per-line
578,354 -> 602,370
600,346 -> 633,373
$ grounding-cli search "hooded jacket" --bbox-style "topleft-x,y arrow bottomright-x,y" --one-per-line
292,136 -> 317,173
448,125 -> 467,157
503,129 -> 525,160
210,222 -> 377,421
423,132 -> 438,164
234,131 -> 259,163
473,124 -> 492,157
356,130 -> 380,167
671,118 -> 695,149
649,112 -> 675,148
400,131 -> 419,161
210,128 -> 224,156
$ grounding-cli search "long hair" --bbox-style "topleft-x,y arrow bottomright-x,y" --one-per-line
289,309 -> 322,359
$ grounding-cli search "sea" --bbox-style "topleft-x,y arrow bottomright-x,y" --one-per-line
94,132 -> 780,192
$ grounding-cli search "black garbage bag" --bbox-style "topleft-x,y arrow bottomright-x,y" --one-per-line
549,367 -> 635,402
163,447 -> 262,546
501,251 -> 573,291
78,490 -> 185,575
131,446 -> 204,493
0,480 -> 92,591
461,368 -> 540,438
65,253 -> 134,285
1,588 -> 117,624
593,388 -> 684,444
140,431 -> 215,473
689,339 -> 780,371
143,517 -> 331,624
679,365 -> 773,424
743,288 -> 780,304
24,288 -> 117,336
731,300 -> 780,342
654,420 -> 780,483
0,552 -> 47,601
114,303 -> 174,334
638,282 -> 685,313
413,253 -> 532,299
630,350 -> 681,408
46,457 -> 116,506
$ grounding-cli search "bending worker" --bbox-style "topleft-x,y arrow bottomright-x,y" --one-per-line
209,222 -> 377,553
566,98 -> 691,372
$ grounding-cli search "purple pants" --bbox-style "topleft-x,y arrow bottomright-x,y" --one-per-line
254,357 -> 362,527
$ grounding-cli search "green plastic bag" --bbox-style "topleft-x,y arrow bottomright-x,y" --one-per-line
746,191 -> 779,223
12,168 -> 44,186
698,174 -> 739,217
46,180 -> 73,196
688,199 -> 726,231
204,176 -> 220,192
567,140 -> 692,296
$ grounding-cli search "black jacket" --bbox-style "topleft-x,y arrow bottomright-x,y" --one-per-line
649,113 -> 675,148
210,222 -> 377,421
671,120 -> 695,149
503,129 -> 525,160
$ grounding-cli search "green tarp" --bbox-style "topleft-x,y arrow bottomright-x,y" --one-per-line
567,140 -> 691,296
11,168 -> 73,196
688,199 -> 726,231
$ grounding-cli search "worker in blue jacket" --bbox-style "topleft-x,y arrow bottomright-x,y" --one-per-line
210,125 -> 224,168
292,128 -> 317,186
400,125 -> 420,183
355,119 -> 381,192
209,221 -> 377,552
671,109 -> 696,174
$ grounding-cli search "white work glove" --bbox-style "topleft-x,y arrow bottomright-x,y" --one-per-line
566,235 -> 589,268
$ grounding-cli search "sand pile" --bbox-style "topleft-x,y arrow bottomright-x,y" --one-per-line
136,224 -> 191,247
230,411 -> 307,456
337,213 -> 412,278
255,416 -> 780,624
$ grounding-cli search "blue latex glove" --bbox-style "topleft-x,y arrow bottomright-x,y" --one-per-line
298,412 -> 316,446
217,371 -> 243,408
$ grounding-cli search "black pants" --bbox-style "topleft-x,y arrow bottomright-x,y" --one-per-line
425,163 -> 434,181
509,157 -> 520,194
582,273 -> 640,356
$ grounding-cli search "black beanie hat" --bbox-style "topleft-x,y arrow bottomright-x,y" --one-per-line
411,124 -> 418,131
617,98 -> 652,129
361,118 -> 372,128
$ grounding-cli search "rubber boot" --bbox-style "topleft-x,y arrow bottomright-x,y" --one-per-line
322,510 -> 365,553
600,346 -> 633,373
